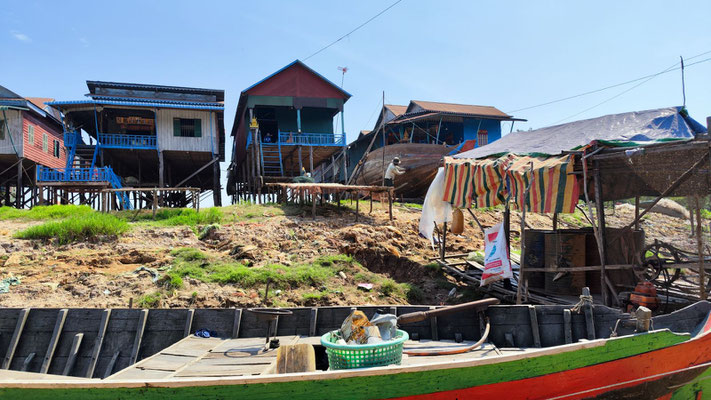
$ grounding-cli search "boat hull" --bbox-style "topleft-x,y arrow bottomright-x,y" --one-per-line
2,326 -> 710,399
353,143 -> 451,198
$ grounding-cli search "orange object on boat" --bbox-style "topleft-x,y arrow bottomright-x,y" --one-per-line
630,281 -> 659,310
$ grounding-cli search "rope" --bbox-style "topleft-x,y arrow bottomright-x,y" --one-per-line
570,293 -> 594,313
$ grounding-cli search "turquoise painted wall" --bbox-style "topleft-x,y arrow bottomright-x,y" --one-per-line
462,118 -> 502,145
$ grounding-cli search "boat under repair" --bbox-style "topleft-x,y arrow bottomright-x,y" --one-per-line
0,297 -> 710,399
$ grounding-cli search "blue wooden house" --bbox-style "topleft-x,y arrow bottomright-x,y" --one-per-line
227,60 -> 351,200
45,81 -> 225,209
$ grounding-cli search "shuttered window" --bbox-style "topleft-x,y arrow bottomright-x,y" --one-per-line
173,118 -> 202,137
53,140 -> 60,158
42,133 -> 48,152
477,130 -> 488,146
28,125 -> 34,145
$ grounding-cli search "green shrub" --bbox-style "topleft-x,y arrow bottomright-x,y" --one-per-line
379,278 -> 399,297
15,213 -> 129,244
137,292 -> 162,308
404,283 -> 425,303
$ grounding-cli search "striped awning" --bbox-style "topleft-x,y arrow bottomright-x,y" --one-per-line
442,154 -> 581,213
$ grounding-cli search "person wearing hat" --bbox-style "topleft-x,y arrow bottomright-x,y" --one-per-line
384,157 -> 406,187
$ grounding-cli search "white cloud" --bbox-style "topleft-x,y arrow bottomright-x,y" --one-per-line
79,37 -> 89,47
10,30 -> 31,42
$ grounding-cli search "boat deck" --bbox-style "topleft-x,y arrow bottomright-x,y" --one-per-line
0,335 -> 525,383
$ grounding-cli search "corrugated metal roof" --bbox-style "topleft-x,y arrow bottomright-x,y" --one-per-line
26,97 -> 54,109
385,104 -> 407,117
90,96 -> 222,107
241,59 -> 352,99
387,111 -> 441,125
47,99 -> 224,111
86,81 -> 224,101
409,100 -> 517,120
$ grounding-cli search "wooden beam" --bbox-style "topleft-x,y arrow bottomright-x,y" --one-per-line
21,353 -> 35,372
129,309 -> 149,365
62,333 -> 83,376
174,158 -> 219,188
696,196 -> 707,300
309,308 -> 318,337
40,308 -> 68,374
86,309 -> 111,378
2,308 -> 30,369
528,306 -> 541,348
563,309 -> 572,344
232,308 -> 242,339
103,351 -> 121,379
184,309 -> 195,338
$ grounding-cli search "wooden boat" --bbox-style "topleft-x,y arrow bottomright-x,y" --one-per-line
0,299 -> 710,399
352,143 -> 452,198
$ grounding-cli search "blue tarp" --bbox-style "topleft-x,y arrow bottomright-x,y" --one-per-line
455,107 -> 707,159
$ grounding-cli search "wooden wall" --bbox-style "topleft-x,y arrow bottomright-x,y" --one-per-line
156,109 -> 217,154
0,109 -> 23,156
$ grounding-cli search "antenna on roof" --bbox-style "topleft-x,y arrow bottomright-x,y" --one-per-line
337,66 -> 348,88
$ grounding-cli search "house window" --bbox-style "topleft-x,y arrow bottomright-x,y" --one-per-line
42,133 -> 48,152
173,118 -> 202,137
477,130 -> 488,147
53,140 -> 60,158
28,125 -> 34,145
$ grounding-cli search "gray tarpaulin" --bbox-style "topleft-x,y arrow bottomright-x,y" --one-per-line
456,107 -> 707,159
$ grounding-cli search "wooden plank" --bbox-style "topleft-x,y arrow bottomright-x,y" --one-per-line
2,308 -> 30,369
309,308 -> 318,337
103,351 -> 120,379
21,353 -> 35,372
85,309 -> 111,378
62,333 -> 84,376
232,308 -> 242,339
563,309 -> 572,344
40,308 -> 68,374
528,306 -> 541,348
136,354 -> 195,371
274,344 -> 315,374
184,309 -> 195,338
129,309 -> 149,365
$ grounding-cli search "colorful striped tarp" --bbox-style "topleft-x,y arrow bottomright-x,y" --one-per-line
442,154 -> 581,213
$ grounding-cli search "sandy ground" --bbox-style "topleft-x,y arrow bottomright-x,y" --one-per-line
0,200 -> 703,309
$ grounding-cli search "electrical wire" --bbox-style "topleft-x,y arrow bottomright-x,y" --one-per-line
507,49 -> 711,114
303,0 -> 403,61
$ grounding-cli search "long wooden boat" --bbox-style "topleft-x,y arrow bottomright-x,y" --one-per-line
0,300 -> 710,399
353,143 -> 452,198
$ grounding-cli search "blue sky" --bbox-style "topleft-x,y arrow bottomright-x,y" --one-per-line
3,1 -> 711,203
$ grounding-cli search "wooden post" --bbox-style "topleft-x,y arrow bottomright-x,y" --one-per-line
552,212 -> 558,231
440,222 -> 447,261
634,196 -> 640,231
41,308 -> 68,373
2,308 -> 30,369
62,333 -> 83,376
213,155 -> 221,207
593,165 -> 609,306
696,196 -> 707,300
152,189 -> 157,218
298,146 -> 303,174
158,151 -> 164,189
130,309 -> 149,365
309,146 -> 314,174
16,158 -> 23,209
86,309 -> 110,378
388,189 -> 393,221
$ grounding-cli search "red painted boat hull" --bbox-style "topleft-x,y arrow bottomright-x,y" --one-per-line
392,318 -> 711,400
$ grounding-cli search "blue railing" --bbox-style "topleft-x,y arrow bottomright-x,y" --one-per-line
37,166 -> 114,182
276,132 -> 345,146
98,133 -> 157,149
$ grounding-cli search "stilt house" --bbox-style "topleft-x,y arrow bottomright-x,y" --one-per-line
0,85 -> 65,208
45,81 -> 225,209
227,60 -> 351,201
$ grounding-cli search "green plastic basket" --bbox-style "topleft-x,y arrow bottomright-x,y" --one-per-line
320,329 -> 409,369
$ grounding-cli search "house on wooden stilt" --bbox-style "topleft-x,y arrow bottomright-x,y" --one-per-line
45,81 -> 225,209
226,60 -> 351,203
0,85 -> 65,208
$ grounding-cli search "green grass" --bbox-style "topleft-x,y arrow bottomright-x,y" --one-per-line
0,205 -> 93,220
404,283 -> 425,303
116,208 -> 222,227
14,213 -> 129,244
137,292 -> 162,308
163,250 -> 347,290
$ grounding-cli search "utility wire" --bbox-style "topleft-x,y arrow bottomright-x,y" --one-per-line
303,0 -> 403,61
551,55 -> 711,124
508,49 -> 711,114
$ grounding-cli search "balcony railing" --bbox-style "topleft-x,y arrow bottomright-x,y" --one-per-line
37,166 -> 113,182
98,133 -> 157,149
275,132 -> 345,146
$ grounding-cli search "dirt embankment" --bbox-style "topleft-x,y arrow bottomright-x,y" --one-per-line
0,201 -> 703,309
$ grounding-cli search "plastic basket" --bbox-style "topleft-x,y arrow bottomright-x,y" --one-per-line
320,329 -> 409,369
